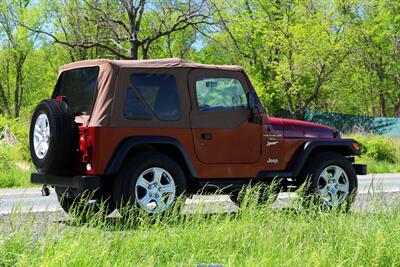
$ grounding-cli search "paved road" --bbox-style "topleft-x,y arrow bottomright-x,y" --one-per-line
0,173 -> 400,215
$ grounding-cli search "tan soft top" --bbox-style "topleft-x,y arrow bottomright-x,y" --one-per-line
58,58 -> 244,127
59,58 -> 243,74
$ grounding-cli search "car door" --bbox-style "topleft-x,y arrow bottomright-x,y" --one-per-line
189,69 -> 261,164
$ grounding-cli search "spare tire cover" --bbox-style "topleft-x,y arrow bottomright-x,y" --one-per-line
29,99 -> 74,175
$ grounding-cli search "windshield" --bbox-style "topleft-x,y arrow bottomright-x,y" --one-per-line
54,67 -> 99,115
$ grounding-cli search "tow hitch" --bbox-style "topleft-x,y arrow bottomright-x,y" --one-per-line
41,185 -> 50,196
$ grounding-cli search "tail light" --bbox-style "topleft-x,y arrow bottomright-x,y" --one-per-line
79,126 -> 94,174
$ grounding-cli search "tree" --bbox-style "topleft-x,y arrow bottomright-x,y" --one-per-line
344,0 -> 400,117
21,0 -> 215,60
207,0 -> 352,119
0,0 -> 44,117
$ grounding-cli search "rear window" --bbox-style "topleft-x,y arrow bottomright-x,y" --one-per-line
54,67 -> 99,115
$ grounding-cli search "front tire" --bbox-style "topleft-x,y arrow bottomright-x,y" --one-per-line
300,152 -> 357,210
113,152 -> 187,215
229,182 -> 281,206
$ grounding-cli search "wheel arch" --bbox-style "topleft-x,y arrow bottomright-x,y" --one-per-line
291,140 -> 360,179
105,136 -> 197,180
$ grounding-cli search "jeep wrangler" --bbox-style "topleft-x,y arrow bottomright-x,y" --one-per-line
30,58 -> 367,215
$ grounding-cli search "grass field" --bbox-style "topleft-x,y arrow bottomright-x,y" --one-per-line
1,194 -> 400,267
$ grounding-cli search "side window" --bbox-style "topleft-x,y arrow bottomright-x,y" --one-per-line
196,77 -> 247,111
124,88 -> 152,119
129,73 -> 181,121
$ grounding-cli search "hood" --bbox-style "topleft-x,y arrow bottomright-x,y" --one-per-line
268,117 -> 338,139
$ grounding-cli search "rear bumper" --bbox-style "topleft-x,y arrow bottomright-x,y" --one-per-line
353,164 -> 367,175
31,173 -> 102,189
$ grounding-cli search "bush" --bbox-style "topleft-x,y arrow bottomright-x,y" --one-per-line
0,116 -> 30,160
351,134 -> 400,163
0,116 -> 32,187
0,144 -> 32,187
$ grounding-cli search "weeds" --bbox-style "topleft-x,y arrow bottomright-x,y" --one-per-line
1,186 -> 400,266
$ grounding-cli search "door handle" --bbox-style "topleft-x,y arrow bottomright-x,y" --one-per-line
200,133 -> 212,140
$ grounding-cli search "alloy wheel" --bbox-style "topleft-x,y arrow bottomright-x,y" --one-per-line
33,113 -> 50,159
317,165 -> 350,207
134,167 -> 176,214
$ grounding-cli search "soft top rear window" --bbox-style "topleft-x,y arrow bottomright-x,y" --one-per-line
54,66 -> 99,115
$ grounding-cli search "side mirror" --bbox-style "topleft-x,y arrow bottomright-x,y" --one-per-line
247,91 -> 262,124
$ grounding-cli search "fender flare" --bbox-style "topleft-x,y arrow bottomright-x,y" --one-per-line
290,139 -> 360,177
105,136 -> 197,177
257,139 -> 360,179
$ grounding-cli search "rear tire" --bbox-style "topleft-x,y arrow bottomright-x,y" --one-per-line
300,152 -> 357,211
55,187 -> 116,218
113,152 -> 187,216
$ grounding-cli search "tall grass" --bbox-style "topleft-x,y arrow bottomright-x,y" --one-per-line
0,145 -> 32,188
1,188 -> 400,266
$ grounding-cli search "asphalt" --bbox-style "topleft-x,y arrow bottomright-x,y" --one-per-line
0,173 -> 400,215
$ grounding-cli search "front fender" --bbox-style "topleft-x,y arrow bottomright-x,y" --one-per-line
291,139 -> 360,177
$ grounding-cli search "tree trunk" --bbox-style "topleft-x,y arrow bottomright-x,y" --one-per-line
294,109 -> 306,120
0,80 -> 11,116
395,103 -> 400,118
14,63 -> 22,118
376,56 -> 387,117
142,44 -> 149,59
130,40 -> 139,60
379,87 -> 386,117
167,33 -> 173,58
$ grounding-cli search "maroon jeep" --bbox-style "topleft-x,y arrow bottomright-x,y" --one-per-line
29,59 -> 367,215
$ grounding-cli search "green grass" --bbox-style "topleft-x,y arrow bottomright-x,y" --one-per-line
0,116 -> 32,188
1,194 -> 400,266
0,166 -> 32,188
0,145 -> 32,188
356,157 -> 400,174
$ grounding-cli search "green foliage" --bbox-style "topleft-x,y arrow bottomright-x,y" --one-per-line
0,145 -> 32,188
194,0 -> 400,118
0,116 -> 30,158
0,116 -> 31,187
0,0 -> 399,120
351,134 -> 400,163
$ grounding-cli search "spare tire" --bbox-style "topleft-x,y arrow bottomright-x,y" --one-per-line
29,99 -> 74,175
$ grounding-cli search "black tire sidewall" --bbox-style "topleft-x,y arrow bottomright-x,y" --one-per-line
113,152 -> 187,213
29,99 -> 74,174
55,186 -> 116,216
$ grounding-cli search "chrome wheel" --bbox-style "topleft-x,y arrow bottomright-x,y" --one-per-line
318,165 -> 350,207
135,167 -> 176,214
33,113 -> 50,159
